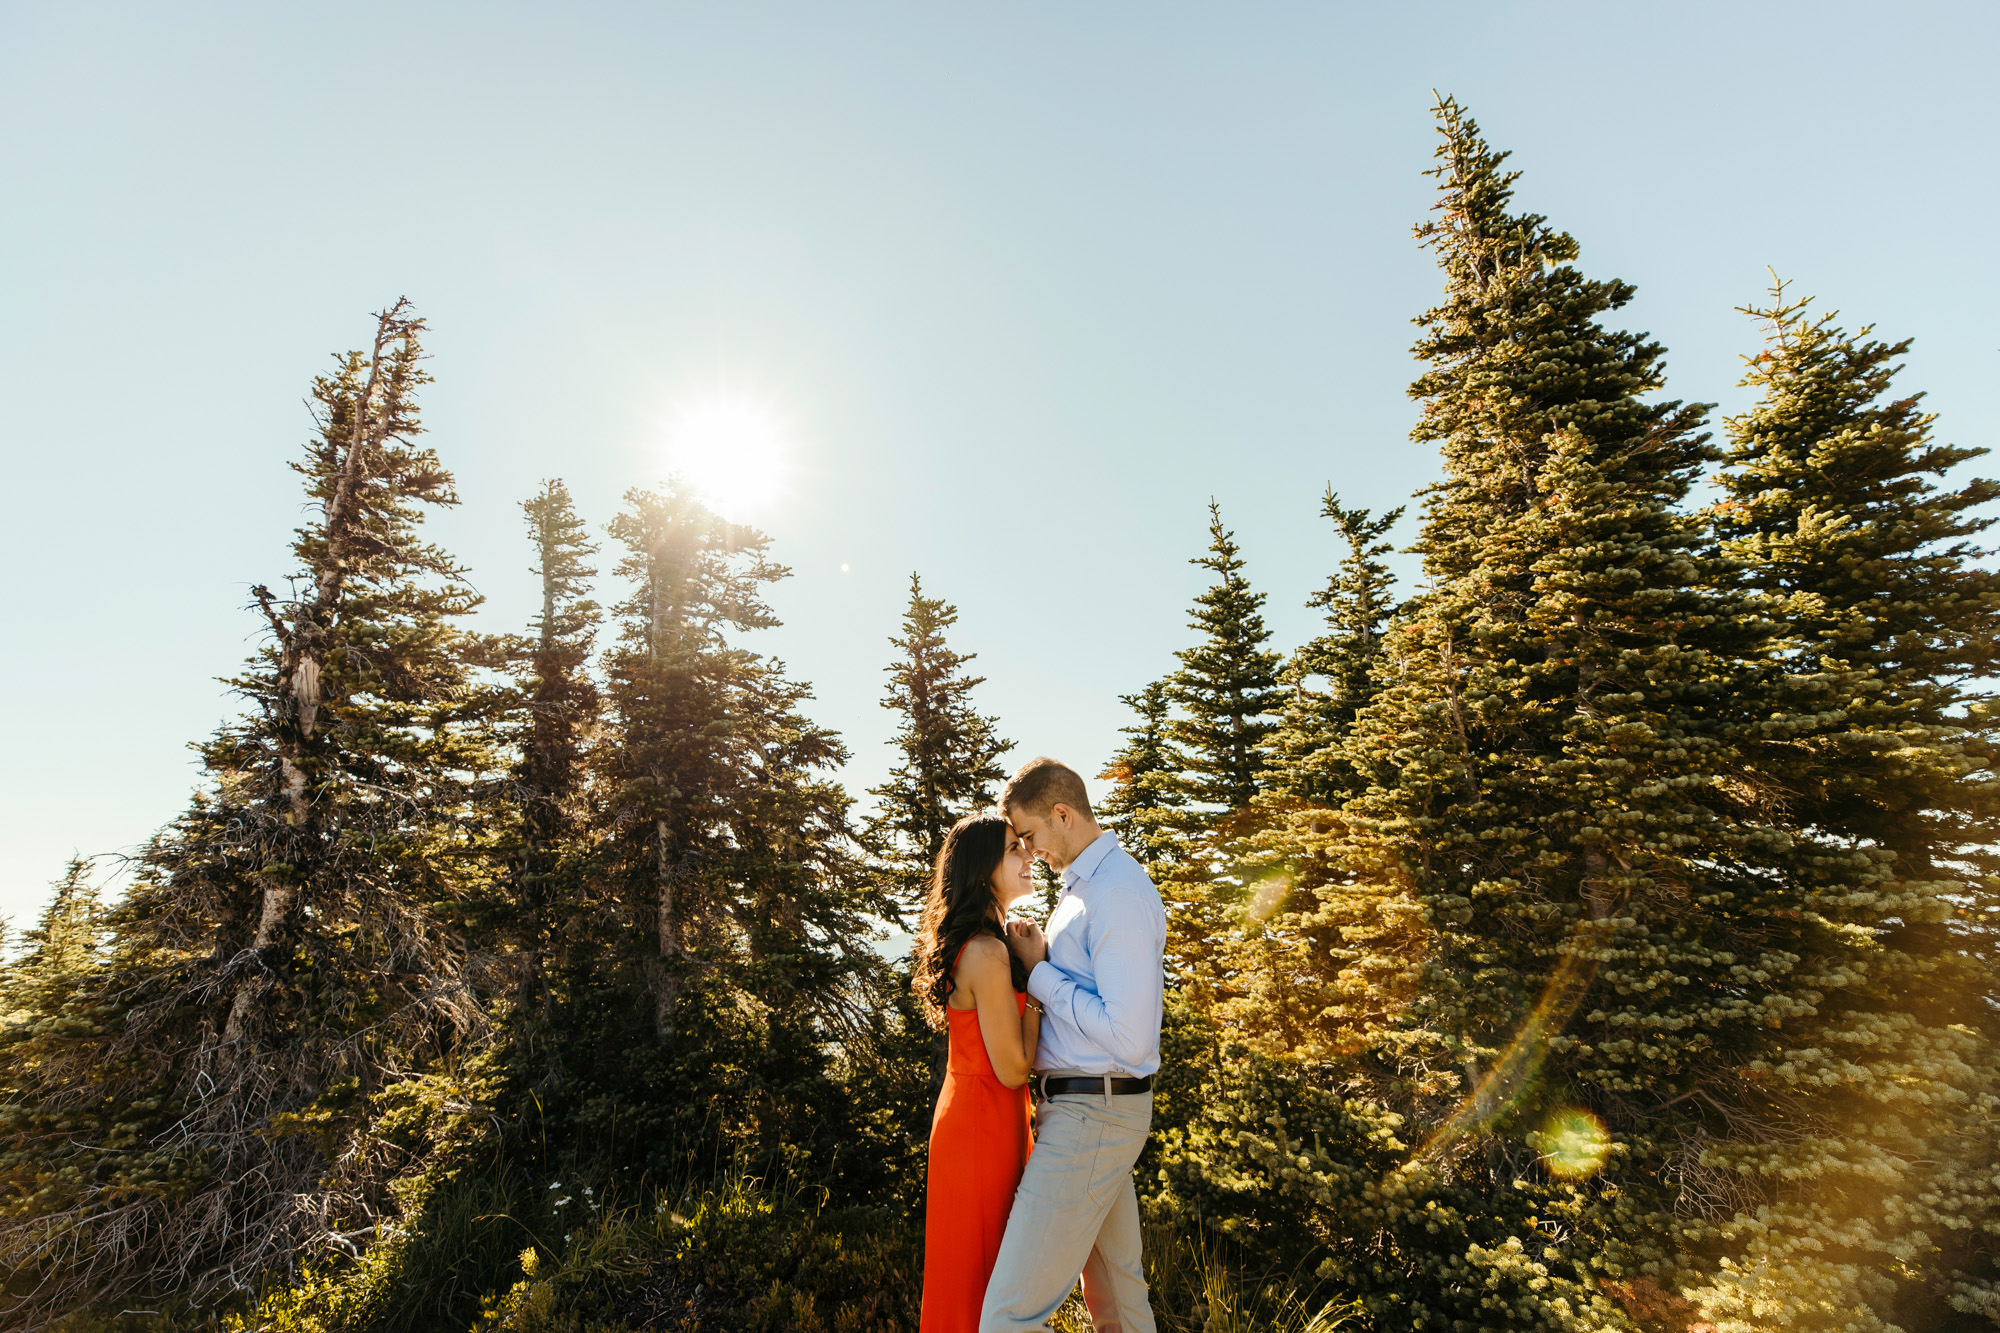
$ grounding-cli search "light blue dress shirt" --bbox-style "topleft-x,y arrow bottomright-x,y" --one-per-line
1026,831 -> 1167,1078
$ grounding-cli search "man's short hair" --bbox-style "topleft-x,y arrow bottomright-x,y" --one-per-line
1001,756 -> 1093,820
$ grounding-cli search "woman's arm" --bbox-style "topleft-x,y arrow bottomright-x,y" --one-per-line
1005,921 -> 1045,1077
959,936 -> 1035,1089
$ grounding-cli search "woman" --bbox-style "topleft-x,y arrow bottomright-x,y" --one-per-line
914,812 -> 1045,1333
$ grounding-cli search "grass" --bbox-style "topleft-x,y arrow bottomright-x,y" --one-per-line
1131,1223 -> 1363,1333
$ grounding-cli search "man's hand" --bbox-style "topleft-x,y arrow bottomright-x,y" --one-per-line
1005,918 -> 1049,969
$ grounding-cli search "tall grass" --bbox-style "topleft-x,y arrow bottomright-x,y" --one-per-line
1135,1223 -> 1364,1333
229,1162 -> 544,1333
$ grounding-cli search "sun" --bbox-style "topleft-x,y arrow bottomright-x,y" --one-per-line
660,391 -> 792,519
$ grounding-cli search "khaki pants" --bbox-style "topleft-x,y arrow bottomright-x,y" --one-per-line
978,1089 -> 1156,1333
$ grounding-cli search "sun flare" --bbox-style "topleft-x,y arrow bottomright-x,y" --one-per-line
660,391 -> 792,519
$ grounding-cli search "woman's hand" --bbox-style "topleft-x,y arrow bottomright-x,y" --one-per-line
1005,918 -> 1049,969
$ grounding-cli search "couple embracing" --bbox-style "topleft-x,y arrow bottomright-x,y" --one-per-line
913,757 -> 1165,1333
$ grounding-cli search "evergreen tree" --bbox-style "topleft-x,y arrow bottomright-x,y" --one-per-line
514,479 -> 602,866
1166,502 -> 1285,816
11,858 -> 103,978
1184,493 -> 1403,1052
1716,280 -> 2000,695
1714,283 -> 2000,962
865,574 -> 1009,910
0,302 -> 500,1325
1153,507 -> 1287,1028
1269,490 -> 1403,805
1183,99 -> 1997,1332
1097,681 -> 1189,869
530,481 -> 893,1188
492,480 -> 602,1033
0,858 -> 105,1041
1692,281 -> 2000,1326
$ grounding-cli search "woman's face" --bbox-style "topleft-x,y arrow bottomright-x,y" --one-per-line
991,825 -> 1035,911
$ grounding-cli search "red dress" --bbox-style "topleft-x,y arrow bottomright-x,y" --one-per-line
920,959 -> 1033,1332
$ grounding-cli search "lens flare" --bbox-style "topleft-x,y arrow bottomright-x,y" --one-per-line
1533,1107 -> 1612,1180
1416,919 -> 1614,1163
1243,871 -> 1293,926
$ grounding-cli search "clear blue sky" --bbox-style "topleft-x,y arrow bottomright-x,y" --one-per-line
4,3 -> 1996,928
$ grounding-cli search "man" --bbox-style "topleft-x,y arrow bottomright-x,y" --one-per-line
985,756 -> 1165,1333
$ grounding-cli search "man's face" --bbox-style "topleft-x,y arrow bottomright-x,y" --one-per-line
1005,802 -> 1071,869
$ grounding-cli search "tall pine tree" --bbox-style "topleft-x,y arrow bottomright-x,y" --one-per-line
1714,282 -> 2000,965
1166,501 -> 1285,817
535,482 -> 892,1186
1186,493 -> 1407,1056
489,479 -> 602,1047
1177,100 -> 1998,1332
1153,506 -> 1287,1031
0,303 -> 499,1325
1696,281 -> 2000,1327
1097,681 -> 1189,870
1270,489 -> 1404,805
1186,491 -> 1406,1049
865,574 -> 1009,911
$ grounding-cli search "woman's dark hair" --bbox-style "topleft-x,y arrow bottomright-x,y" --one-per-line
911,811 -> 1030,1030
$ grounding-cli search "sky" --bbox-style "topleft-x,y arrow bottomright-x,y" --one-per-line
3,2 -> 1997,929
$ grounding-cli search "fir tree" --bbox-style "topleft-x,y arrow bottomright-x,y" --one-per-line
1716,280 -> 2000,696
0,859 -> 105,1042
1190,494 -> 1403,1051
493,479 -> 602,1031
534,481 -> 892,1186
1166,502 -> 1285,816
11,858 -> 103,978
1697,280 -> 2000,1326
1715,282 -> 2000,960
514,479 -> 602,866
1153,506 -> 1287,1026
1097,681 -> 1189,869
0,302 -> 499,1325
1185,99 -> 1997,1332
1270,489 -> 1404,805
598,481 -> 843,1030
865,574 -> 1009,911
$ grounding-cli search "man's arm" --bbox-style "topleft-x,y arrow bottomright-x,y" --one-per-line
1026,889 -> 1162,1071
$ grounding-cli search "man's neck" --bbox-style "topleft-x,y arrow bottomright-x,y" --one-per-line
1054,822 -> 1106,871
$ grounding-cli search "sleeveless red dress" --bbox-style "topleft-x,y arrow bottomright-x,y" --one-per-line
920,951 -> 1034,1333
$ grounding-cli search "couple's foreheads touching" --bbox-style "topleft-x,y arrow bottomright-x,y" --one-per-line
998,755 -> 1101,874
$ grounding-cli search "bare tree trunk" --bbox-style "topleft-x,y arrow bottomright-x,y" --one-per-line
220,881 -> 298,1047
1582,845 -> 1616,921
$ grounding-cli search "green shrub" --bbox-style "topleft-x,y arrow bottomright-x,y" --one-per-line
474,1168 -> 920,1333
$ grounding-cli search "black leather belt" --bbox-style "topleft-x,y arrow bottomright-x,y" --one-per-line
1037,1073 -> 1153,1097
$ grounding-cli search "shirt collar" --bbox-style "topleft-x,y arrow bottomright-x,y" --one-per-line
1061,831 -> 1119,891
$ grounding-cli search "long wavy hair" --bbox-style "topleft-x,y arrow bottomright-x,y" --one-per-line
911,812 -> 1030,1030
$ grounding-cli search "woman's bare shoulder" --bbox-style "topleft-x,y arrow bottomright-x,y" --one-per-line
957,934 -> 1010,972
